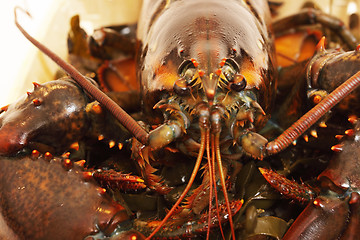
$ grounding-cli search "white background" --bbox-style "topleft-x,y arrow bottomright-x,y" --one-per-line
0,0 -> 141,106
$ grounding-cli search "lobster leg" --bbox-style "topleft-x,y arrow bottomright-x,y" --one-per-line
133,199 -> 243,239
92,169 -> 146,192
259,167 -> 316,204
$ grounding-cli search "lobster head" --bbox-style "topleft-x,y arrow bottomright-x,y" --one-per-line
138,0 -> 276,150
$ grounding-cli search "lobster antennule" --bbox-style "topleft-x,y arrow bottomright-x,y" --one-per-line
14,7 -> 149,145
205,129 -> 213,240
215,132 -> 236,240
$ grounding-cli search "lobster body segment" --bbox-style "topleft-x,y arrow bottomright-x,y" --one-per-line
137,0 -> 277,141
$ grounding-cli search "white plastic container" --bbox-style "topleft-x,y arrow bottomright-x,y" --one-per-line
0,0 -> 141,106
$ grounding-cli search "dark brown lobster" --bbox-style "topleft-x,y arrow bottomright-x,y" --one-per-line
259,41 -> 360,239
1,1 -> 360,239
0,151 -> 146,240
260,117 -> 360,239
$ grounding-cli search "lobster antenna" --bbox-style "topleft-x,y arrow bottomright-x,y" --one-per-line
266,69 -> 360,155
14,7 -> 149,145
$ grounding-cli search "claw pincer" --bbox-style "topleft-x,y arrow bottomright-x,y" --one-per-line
0,79 -> 89,155
282,195 -> 350,240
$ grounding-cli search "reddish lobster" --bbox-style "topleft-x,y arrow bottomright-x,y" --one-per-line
0,1 -> 360,239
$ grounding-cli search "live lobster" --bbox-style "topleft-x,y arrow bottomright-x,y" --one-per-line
0,0 -> 359,239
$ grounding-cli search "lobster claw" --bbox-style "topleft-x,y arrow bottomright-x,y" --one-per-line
0,154 -> 132,239
0,79 -> 89,156
282,195 -> 350,240
0,124 -> 26,155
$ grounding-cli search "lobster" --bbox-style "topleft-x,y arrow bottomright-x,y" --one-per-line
260,117 -> 360,239
0,151 -> 146,240
1,0 -> 360,239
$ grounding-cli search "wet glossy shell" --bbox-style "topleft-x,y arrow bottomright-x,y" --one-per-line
137,0 -> 277,123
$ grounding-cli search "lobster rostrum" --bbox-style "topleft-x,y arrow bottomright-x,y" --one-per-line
2,1 -> 360,239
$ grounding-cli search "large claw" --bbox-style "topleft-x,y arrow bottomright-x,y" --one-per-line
282,195 -> 350,240
0,153 -> 132,239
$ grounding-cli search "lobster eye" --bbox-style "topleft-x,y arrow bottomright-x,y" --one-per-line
230,74 -> 247,92
184,68 -> 197,81
222,65 -> 236,81
174,78 -> 191,96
